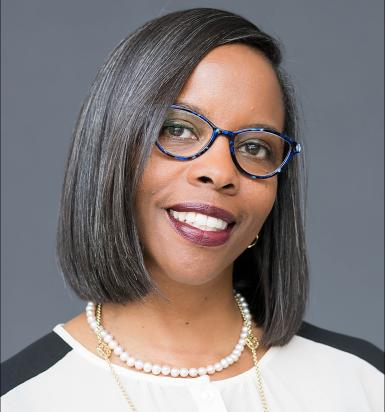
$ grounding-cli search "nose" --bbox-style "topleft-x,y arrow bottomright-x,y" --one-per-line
186,134 -> 240,194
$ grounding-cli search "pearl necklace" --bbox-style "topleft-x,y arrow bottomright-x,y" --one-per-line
86,292 -> 252,378
87,292 -> 269,412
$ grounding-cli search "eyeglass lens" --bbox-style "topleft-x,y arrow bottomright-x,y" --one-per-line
158,108 -> 291,177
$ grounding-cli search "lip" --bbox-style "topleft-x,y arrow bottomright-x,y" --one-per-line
165,202 -> 236,247
166,202 -> 236,224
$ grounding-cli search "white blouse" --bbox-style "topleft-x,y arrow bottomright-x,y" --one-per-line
1,323 -> 384,411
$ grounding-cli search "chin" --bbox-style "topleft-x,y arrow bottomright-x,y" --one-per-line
145,257 -> 232,289
166,273 -> 219,287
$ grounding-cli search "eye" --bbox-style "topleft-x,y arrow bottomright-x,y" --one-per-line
236,140 -> 272,160
161,121 -> 199,141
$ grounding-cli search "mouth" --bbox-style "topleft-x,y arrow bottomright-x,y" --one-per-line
165,202 -> 236,247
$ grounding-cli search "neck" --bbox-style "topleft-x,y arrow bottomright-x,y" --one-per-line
101,273 -> 242,363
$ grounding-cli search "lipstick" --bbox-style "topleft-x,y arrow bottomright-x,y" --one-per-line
165,202 -> 236,247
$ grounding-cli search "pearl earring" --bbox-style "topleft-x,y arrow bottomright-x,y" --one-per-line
247,235 -> 259,249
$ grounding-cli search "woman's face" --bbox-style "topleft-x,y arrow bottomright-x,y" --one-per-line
135,44 -> 285,287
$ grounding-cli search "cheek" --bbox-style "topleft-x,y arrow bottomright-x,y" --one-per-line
137,152 -> 168,193
244,178 -> 277,229
136,154 -> 180,205
134,152 -> 180,237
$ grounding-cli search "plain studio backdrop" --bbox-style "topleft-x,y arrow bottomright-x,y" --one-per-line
1,0 -> 384,361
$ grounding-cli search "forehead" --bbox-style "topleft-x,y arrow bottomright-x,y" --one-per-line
177,44 -> 285,131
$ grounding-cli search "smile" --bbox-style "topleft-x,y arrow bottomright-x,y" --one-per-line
169,209 -> 228,231
165,203 -> 236,247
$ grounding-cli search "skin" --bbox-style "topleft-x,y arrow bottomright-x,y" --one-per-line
64,43 -> 285,381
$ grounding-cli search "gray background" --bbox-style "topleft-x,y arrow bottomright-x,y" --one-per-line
1,0 -> 383,362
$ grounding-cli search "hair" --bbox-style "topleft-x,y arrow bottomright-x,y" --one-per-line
56,8 -> 308,347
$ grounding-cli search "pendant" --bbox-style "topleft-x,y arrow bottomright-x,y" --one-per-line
97,342 -> 112,360
245,334 -> 260,351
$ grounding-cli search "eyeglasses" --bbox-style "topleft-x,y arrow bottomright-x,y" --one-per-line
156,104 -> 301,179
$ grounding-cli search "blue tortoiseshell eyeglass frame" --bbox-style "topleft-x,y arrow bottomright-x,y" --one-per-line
156,104 -> 302,180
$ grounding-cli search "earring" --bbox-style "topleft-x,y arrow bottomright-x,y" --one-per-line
247,235 -> 259,249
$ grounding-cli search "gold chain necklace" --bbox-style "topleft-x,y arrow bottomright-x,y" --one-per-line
94,294 -> 269,412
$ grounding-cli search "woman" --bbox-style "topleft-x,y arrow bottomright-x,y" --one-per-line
1,8 -> 383,412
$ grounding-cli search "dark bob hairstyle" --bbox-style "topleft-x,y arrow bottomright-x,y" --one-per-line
56,8 -> 308,347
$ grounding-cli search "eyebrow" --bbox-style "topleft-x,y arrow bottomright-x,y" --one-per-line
173,100 -> 281,133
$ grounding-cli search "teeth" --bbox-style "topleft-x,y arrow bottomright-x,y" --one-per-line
169,210 -> 229,231
186,212 -> 195,222
178,212 -> 187,221
207,216 -> 217,228
196,214 -> 208,226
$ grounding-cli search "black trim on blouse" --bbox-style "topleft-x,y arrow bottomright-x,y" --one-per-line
1,322 -> 383,397
298,321 -> 384,373
1,332 -> 72,396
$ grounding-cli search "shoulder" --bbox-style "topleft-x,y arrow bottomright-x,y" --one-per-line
297,321 -> 384,373
1,329 -> 72,397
